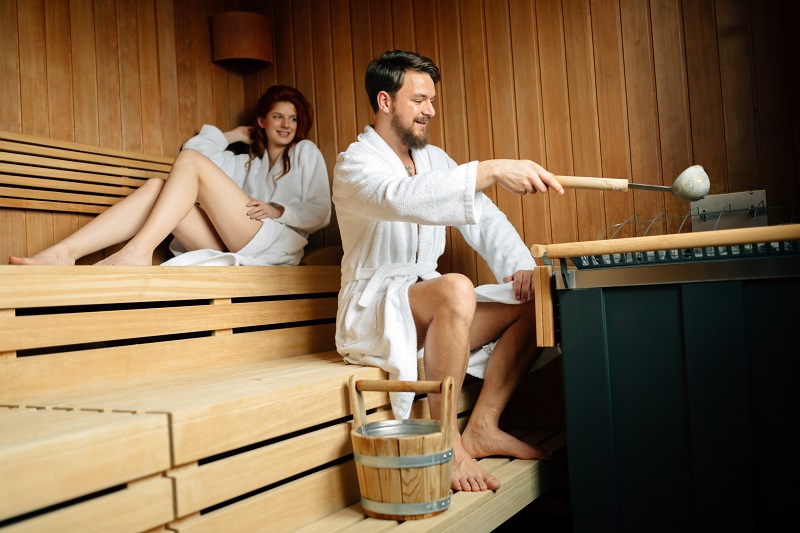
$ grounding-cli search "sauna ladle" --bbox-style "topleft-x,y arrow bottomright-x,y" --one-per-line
554,165 -> 710,202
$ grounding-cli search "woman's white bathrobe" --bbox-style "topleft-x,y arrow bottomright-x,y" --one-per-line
162,124 -> 331,266
333,126 -> 540,418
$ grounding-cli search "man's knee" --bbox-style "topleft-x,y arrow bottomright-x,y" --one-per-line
435,273 -> 476,321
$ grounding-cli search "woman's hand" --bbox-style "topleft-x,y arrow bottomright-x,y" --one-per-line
246,198 -> 284,221
224,126 -> 254,145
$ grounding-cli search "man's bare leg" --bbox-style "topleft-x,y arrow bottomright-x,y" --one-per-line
408,274 -> 500,492
461,300 -> 552,461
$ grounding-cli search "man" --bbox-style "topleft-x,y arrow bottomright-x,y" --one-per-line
333,50 -> 564,492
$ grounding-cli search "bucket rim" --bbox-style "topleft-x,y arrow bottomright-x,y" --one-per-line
354,418 -> 441,438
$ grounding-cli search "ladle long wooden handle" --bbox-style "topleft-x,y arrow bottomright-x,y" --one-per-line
554,175 -> 629,192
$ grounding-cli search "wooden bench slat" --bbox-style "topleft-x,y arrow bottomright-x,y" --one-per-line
0,197 -> 107,214
0,171 -> 142,194
0,265 -> 342,308
0,130 -> 175,166
0,161 -> 149,187
0,410 -> 170,521
172,462 -> 361,533
1,476 -> 174,533
169,367 -> 386,464
0,409 -> 120,446
1,297 -> 338,351
0,184 -> 123,207
0,139 -> 173,173
0,324 -> 338,402
0,151 -> 170,179
28,353 -> 349,413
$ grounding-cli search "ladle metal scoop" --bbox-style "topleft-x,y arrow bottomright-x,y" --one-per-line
554,165 -> 710,202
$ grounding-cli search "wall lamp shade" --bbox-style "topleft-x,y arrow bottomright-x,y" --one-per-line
211,12 -> 273,64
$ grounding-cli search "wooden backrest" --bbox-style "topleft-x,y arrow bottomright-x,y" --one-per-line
0,265 -> 341,402
0,131 -> 173,214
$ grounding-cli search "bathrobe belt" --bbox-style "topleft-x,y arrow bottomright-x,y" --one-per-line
342,262 -> 439,308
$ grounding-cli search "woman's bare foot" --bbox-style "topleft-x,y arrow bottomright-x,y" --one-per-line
451,441 -> 500,492
461,423 -> 552,461
8,245 -> 76,265
94,247 -> 152,266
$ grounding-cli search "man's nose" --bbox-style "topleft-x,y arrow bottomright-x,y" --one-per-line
423,101 -> 435,118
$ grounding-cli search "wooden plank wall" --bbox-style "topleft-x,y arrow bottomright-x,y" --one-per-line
1,0 -> 798,283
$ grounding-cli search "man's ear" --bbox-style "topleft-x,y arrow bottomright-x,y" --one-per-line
376,91 -> 392,114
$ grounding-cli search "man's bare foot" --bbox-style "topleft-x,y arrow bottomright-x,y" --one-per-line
451,443 -> 500,492
461,423 -> 552,461
8,245 -> 76,265
94,248 -> 152,266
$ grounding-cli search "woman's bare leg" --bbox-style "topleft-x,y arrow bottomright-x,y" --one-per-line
97,149 -> 261,266
9,178 -> 166,265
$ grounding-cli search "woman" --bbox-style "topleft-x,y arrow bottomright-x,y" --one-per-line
8,85 -> 330,267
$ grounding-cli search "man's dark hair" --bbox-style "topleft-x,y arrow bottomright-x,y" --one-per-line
365,50 -> 441,112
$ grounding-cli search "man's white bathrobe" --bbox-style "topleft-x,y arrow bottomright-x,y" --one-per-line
333,126 -> 543,418
163,125 -> 331,266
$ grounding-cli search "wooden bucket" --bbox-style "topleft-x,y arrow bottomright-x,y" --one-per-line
348,376 -> 455,521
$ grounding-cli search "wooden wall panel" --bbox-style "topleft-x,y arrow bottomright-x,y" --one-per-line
510,0 -> 551,249
750,0 -> 797,224
137,0 -> 164,155
1,0 -> 798,279
537,0 -> 578,245
17,0 -> 49,137
716,0 -> 761,193
683,0 -> 727,197
564,0 -> 605,242
45,0 -> 74,142
651,0 -> 694,234
486,0 -> 523,241
310,0 -> 338,247
349,1 -> 373,135
94,0 -> 123,149
156,0 -> 182,155
621,0 -> 666,236
117,0 -> 143,152
0,0 -> 22,133
591,0 -> 634,239
461,0 -> 496,285
70,0 -> 99,145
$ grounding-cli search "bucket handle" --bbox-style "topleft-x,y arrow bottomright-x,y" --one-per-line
348,376 -> 455,451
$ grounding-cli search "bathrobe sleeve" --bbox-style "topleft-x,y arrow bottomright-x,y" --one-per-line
182,124 -> 251,188
273,141 -> 332,234
457,196 -> 537,282
334,145 -> 482,226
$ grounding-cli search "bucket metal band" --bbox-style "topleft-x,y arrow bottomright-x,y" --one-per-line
360,493 -> 451,516
354,448 -> 453,469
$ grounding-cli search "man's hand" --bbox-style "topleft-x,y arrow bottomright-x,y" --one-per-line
477,160 -> 564,196
503,270 -> 535,302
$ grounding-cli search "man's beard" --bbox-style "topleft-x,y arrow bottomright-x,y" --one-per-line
391,112 -> 430,150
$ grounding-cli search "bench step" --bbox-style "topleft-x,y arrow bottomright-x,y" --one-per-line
0,407 -> 170,523
0,476 -> 173,533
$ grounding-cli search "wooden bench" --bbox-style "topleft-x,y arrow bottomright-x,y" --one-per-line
0,132 -> 566,532
0,265 -> 565,531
